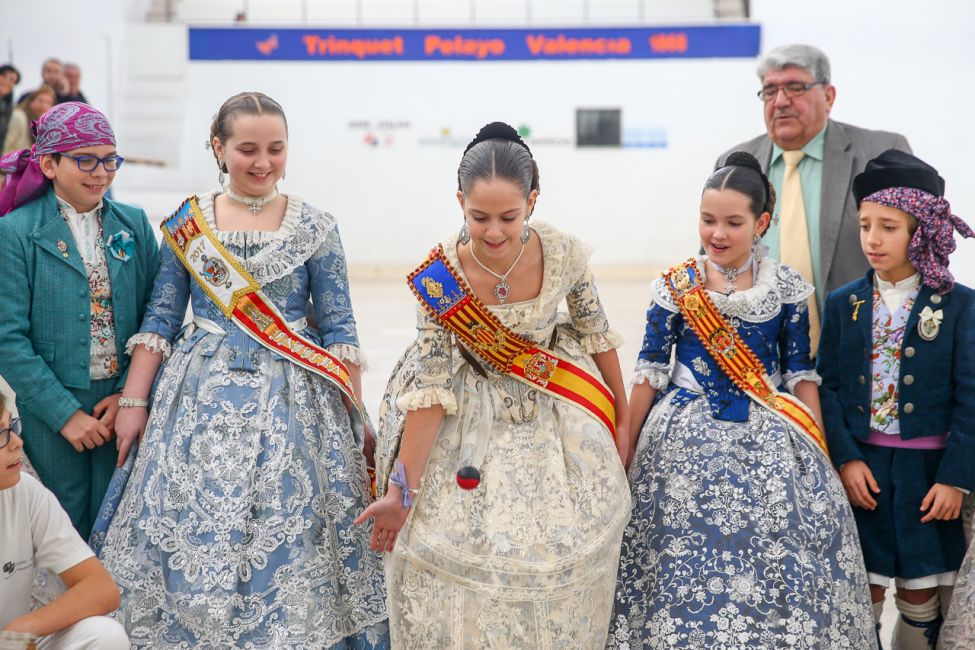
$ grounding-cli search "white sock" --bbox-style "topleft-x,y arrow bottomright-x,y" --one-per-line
892,594 -> 941,650
873,599 -> 885,625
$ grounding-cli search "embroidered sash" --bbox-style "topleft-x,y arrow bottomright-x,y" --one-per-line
664,258 -> 829,457
160,196 -> 366,434
409,245 -> 616,439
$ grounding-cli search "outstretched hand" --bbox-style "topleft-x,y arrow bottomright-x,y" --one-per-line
354,488 -> 410,553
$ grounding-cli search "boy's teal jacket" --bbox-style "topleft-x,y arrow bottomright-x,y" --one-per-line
817,270 -> 975,490
0,188 -> 159,432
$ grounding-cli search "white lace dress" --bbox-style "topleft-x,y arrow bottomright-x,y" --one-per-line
375,221 -> 630,648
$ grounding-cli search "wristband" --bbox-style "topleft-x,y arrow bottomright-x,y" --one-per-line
389,460 -> 418,508
118,396 -> 149,409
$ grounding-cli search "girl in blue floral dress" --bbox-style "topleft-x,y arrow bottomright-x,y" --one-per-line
93,93 -> 389,648
607,153 -> 875,649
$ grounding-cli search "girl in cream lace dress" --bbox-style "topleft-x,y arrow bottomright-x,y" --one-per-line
93,94 -> 388,649
359,123 -> 631,648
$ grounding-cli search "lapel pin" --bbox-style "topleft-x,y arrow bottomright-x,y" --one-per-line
57,240 -> 69,258
917,306 -> 943,341
851,299 -> 865,322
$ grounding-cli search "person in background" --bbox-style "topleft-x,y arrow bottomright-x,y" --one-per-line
0,393 -> 129,650
0,64 -> 21,150
717,44 -> 911,355
17,58 -> 67,105
3,85 -> 57,155
58,65 -> 87,105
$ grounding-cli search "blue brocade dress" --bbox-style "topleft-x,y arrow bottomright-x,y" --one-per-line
607,257 -> 876,650
93,192 -> 389,649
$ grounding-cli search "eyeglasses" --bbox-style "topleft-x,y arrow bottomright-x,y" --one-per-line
757,81 -> 825,102
60,153 -> 125,172
0,418 -> 22,449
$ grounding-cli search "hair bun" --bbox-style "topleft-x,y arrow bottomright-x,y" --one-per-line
724,151 -> 763,174
464,121 -> 532,156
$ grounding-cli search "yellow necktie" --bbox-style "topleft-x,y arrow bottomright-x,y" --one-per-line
779,149 -> 821,356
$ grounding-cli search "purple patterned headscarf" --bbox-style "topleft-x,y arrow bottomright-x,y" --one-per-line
0,102 -> 116,216
863,187 -> 974,294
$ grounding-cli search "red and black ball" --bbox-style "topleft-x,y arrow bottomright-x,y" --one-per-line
456,466 -> 481,490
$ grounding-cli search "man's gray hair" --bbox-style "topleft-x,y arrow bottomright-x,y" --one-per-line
757,44 -> 831,84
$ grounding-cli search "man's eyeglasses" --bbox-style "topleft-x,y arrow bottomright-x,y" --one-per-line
757,81 -> 825,102
0,417 -> 22,449
60,153 -> 125,172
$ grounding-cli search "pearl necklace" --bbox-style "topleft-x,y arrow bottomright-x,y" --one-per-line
224,186 -> 279,215
468,241 -> 526,303
710,255 -> 754,295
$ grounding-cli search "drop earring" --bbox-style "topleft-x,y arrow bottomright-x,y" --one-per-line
217,160 -> 226,186
520,219 -> 531,244
459,221 -> 470,245
751,233 -> 767,261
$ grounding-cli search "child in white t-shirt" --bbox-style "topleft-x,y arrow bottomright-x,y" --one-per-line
0,395 -> 128,650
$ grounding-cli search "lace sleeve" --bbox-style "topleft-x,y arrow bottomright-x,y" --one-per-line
395,305 -> 457,414
566,267 -> 623,354
137,243 -> 190,344
307,218 -> 360,348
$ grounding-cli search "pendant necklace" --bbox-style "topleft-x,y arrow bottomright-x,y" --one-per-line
711,255 -> 754,295
469,241 -> 526,303
224,186 -> 279,215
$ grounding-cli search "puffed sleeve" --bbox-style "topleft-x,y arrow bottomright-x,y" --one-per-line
394,304 -> 457,414
126,241 -> 190,359
631,277 -> 679,390
566,266 -> 623,354
306,219 -> 366,368
776,263 -> 822,391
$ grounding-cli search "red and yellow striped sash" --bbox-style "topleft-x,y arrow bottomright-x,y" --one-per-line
664,258 -> 828,457
409,246 -> 616,439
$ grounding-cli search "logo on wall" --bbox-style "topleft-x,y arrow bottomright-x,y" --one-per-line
622,127 -> 668,149
418,126 -> 470,148
256,34 -> 279,56
348,119 -> 411,147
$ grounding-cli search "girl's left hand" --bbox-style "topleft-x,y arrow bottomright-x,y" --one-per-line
354,488 -> 410,552
93,393 -> 122,433
920,483 -> 964,523
362,425 -> 377,471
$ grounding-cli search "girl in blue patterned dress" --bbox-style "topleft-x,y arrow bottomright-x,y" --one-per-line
92,93 -> 389,648
607,153 -> 876,649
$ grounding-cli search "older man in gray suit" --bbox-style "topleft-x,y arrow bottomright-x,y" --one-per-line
718,44 -> 910,351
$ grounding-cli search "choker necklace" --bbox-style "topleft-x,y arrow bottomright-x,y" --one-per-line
469,241 -> 526,303
224,186 -> 279,215
711,255 -> 754,295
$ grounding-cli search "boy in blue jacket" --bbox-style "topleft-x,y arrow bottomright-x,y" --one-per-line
818,149 -> 975,649
0,102 -> 158,539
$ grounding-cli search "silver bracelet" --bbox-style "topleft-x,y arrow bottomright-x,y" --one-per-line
118,396 -> 149,409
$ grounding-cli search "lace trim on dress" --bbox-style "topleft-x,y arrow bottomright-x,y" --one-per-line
698,257 -> 814,323
327,343 -> 369,371
783,369 -> 823,392
579,329 -> 624,354
126,332 -> 172,359
629,359 -> 671,390
197,190 -> 336,286
395,385 -> 458,415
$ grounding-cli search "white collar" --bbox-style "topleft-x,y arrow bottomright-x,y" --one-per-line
55,195 -> 103,219
876,273 -> 920,293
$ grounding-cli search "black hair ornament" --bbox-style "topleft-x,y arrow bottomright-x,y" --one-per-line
463,121 -> 533,158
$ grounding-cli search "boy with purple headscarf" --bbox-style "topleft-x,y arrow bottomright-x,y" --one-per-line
0,102 -> 159,540
818,149 -> 975,649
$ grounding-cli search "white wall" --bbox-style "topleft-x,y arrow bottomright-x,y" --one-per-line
4,0 -> 975,281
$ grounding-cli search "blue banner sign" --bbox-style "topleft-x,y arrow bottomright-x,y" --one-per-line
189,25 -> 760,62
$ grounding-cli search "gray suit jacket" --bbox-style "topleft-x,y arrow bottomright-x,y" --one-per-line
717,119 -> 911,294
